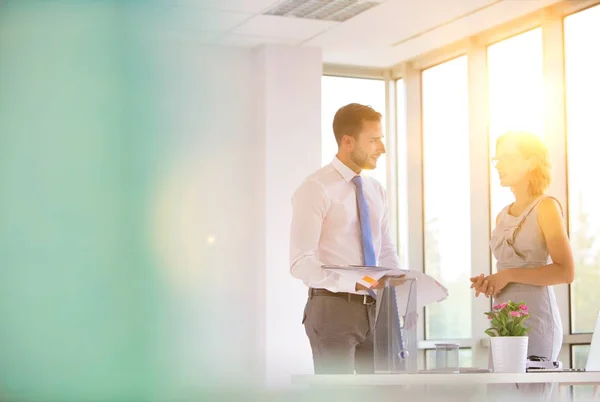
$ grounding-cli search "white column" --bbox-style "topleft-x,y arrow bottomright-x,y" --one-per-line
403,64 -> 425,347
385,71 -> 398,238
253,44 -> 323,386
467,39 -> 493,368
395,75 -> 410,269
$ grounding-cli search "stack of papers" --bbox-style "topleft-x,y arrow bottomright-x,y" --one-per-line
322,265 -> 449,311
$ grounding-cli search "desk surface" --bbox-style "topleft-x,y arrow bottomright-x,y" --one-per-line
292,372 -> 600,386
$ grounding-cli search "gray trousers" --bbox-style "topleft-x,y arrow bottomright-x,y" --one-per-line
303,292 -> 376,374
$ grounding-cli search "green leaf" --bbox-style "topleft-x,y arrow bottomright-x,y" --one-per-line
507,320 -> 515,335
485,329 -> 497,337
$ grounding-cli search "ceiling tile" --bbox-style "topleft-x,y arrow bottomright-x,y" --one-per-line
163,29 -> 223,46
177,0 -> 280,14
230,14 -> 339,40
220,33 -> 301,47
166,6 -> 252,33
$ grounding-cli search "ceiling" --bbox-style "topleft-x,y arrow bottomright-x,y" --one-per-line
165,0 -> 563,68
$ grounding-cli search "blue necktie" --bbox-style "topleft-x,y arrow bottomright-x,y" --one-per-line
352,176 -> 376,266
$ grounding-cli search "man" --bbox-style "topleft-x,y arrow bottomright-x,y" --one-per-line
289,103 -> 404,374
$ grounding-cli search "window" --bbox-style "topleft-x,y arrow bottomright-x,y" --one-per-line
421,56 -> 471,340
487,29 -> 544,233
564,4 -> 600,334
321,76 -> 387,187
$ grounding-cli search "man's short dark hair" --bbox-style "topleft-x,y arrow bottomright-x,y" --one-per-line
332,103 -> 382,145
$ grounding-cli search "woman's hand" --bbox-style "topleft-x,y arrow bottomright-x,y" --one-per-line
470,273 -> 489,297
471,271 -> 512,297
483,271 -> 511,297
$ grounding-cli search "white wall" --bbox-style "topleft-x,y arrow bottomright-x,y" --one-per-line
254,44 -> 323,387
153,43 -> 263,393
154,42 -> 322,394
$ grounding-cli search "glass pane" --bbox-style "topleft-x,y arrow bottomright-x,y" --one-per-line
487,29 -> 543,272
321,76 -> 387,188
564,5 -> 600,334
396,79 -> 408,268
572,344 -> 590,369
422,56 -> 471,339
418,350 -> 425,371
425,348 -> 473,370
425,349 -> 435,370
572,345 -> 592,400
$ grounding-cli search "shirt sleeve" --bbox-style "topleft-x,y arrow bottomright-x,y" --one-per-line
289,179 -> 358,293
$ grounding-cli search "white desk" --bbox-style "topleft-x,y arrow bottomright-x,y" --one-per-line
292,372 -> 600,402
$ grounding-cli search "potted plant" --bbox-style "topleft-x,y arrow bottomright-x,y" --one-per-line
484,300 -> 530,373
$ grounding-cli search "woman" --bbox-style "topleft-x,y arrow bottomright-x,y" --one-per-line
471,131 -> 574,377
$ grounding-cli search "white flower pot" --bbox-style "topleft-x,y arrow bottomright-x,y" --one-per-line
490,336 -> 528,373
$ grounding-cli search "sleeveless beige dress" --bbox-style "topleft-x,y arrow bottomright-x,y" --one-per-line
489,196 -> 563,400
490,195 -> 563,360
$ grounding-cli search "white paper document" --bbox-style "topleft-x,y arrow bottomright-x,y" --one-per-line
321,264 -> 407,287
321,264 -> 449,311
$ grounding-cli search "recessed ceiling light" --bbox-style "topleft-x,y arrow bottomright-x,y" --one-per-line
263,0 -> 383,22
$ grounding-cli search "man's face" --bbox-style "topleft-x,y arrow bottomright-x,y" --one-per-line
349,120 -> 385,170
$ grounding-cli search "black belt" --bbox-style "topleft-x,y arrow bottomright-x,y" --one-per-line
309,288 -> 375,305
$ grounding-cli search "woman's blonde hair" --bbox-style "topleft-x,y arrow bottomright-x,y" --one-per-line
496,131 -> 551,196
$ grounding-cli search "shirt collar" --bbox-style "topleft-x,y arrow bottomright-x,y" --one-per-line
331,156 -> 358,182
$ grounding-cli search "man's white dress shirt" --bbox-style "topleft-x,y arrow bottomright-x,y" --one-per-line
289,156 -> 401,295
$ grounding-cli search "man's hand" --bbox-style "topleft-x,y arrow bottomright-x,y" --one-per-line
356,275 -> 406,291
376,275 -> 407,289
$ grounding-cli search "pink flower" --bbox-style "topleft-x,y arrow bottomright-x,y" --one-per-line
493,303 -> 508,310
487,315 -> 493,320
521,311 -> 529,315
510,311 -> 521,317
519,305 -> 528,312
